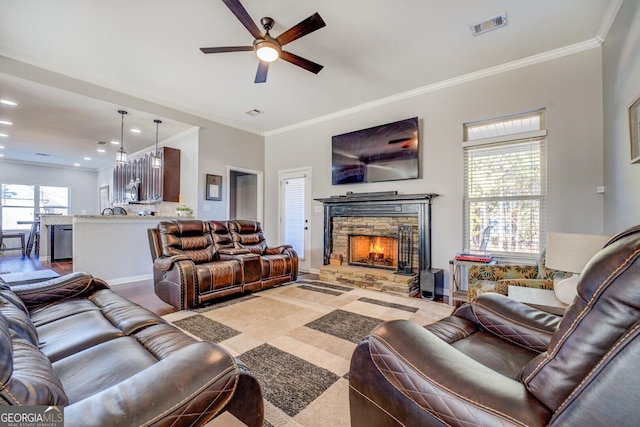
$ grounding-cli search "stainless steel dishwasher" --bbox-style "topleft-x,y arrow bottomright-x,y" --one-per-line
50,224 -> 73,261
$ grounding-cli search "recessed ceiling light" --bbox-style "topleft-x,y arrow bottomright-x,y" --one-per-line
0,145 -> 4,149
130,128 -> 141,134
0,99 -> 17,106
73,163 -> 80,167
0,133 -> 8,138
97,148 -> 106,153
0,120 -> 12,126
83,157 -> 91,161
110,140 -> 120,145
0,154 -> 4,157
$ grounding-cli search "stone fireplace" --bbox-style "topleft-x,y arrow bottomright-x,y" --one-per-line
315,192 -> 438,297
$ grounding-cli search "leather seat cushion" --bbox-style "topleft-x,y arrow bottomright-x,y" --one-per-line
451,331 -> 539,379
36,310 -> 125,363
196,261 -> 242,293
53,337 -> 157,403
29,299 -> 101,327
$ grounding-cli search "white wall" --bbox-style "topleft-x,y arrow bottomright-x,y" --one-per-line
265,48 -> 605,282
197,124 -> 264,220
602,0 -> 640,234
0,160 -> 98,214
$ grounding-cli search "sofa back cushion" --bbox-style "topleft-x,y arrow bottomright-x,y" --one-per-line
158,220 -> 216,263
208,220 -> 235,251
230,220 -> 267,254
522,226 -> 640,411
0,312 -> 69,406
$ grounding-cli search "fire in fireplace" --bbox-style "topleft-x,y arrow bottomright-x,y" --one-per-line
349,235 -> 398,270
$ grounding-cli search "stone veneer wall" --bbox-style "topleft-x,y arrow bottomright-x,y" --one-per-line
331,216 -> 420,272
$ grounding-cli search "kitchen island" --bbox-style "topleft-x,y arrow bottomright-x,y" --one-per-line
72,215 -> 178,284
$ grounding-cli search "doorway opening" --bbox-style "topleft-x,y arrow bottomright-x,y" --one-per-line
227,166 -> 263,222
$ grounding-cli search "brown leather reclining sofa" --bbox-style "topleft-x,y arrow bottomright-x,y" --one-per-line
0,271 -> 263,426
349,224 -> 640,426
148,219 -> 298,310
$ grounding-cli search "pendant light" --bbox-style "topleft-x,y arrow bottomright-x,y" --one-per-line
115,110 -> 128,164
151,119 -> 162,168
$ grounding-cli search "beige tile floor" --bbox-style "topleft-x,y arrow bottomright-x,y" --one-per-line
165,281 -> 453,427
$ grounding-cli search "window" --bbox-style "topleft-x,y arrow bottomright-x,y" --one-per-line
1,183 -> 69,230
463,109 -> 547,258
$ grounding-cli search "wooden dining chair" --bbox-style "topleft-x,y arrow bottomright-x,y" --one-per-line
0,224 -> 26,257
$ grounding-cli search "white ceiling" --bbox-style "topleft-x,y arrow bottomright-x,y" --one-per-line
0,0 -> 620,171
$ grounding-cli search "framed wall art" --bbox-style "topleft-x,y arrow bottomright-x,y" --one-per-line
205,174 -> 222,201
629,93 -> 640,164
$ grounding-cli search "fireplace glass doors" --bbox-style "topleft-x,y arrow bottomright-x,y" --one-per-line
348,235 -> 398,270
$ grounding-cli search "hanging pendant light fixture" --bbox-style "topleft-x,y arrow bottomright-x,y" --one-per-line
115,110 -> 128,164
151,119 -> 162,168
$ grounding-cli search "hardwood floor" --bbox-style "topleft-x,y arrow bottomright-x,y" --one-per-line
0,253 -> 176,316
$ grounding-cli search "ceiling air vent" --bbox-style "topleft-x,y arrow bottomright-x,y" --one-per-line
96,140 -> 107,145
245,109 -> 264,116
471,13 -> 507,36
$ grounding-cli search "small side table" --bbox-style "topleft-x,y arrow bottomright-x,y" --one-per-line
448,259 -> 497,306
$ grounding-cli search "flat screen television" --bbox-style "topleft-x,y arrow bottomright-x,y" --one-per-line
331,117 -> 419,185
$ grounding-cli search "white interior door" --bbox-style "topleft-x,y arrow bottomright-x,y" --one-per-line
279,168 -> 311,272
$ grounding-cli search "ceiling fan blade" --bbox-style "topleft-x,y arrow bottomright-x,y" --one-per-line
200,46 -> 254,54
255,61 -> 269,83
222,0 -> 263,40
276,12 -> 326,46
280,51 -> 323,74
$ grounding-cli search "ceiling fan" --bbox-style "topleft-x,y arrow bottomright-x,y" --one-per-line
200,0 -> 326,83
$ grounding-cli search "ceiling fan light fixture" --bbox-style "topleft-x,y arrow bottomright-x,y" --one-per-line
254,38 -> 280,62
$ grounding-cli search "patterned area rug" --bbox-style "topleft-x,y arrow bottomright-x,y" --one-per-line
164,279 -> 453,427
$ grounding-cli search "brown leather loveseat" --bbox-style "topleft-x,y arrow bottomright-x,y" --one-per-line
148,219 -> 298,310
0,271 -> 263,426
350,225 -> 640,426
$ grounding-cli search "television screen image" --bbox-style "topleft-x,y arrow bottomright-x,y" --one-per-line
331,117 -> 419,185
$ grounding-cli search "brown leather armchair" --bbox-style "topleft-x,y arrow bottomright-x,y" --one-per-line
349,225 -> 640,426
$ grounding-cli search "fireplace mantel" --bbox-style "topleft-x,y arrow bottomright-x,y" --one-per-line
315,192 -> 439,272
315,192 -> 438,204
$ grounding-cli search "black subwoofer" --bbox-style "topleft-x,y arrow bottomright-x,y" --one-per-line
420,268 -> 444,301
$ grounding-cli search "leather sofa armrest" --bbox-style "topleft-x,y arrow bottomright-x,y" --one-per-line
459,292 -> 561,352
11,272 -> 108,309
350,319 -> 552,427
265,245 -> 292,255
153,254 -> 192,272
218,248 -> 251,260
64,341 -> 258,427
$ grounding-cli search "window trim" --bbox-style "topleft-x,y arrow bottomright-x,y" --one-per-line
462,110 -> 547,259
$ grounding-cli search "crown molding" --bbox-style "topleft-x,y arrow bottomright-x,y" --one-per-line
265,38 -> 602,137
597,0 -> 624,44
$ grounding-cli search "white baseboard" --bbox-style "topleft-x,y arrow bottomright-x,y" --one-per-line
107,274 -> 153,287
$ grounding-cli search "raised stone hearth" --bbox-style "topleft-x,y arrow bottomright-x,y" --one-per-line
319,264 -> 418,297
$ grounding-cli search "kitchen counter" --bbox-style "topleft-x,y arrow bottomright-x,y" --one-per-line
72,215 -> 180,284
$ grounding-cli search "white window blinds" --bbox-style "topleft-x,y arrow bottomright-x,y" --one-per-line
281,177 -> 305,258
463,110 -> 547,257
